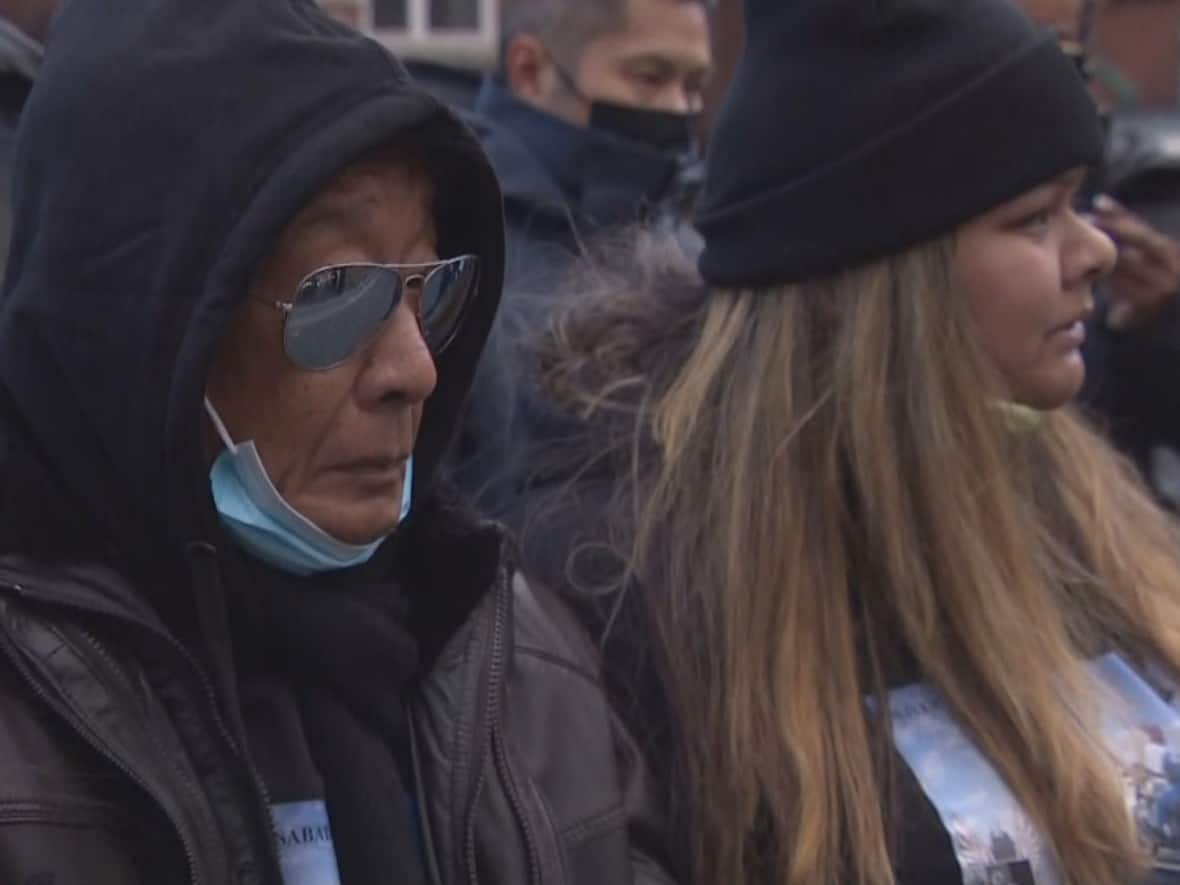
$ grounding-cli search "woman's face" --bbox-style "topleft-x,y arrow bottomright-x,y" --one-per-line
955,168 -> 1117,411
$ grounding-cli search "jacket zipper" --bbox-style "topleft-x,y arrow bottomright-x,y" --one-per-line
464,758 -> 490,885
462,571 -> 542,885
0,623 -> 202,885
487,588 -> 541,885
81,629 -> 215,878
125,621 -> 282,884
178,636 -> 280,884
462,572 -> 498,885
81,632 -> 213,817
408,701 -> 445,885
0,579 -> 281,884
183,542 -> 282,883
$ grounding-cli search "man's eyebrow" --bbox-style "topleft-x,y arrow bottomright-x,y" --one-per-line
620,51 -> 712,75
291,192 -> 378,233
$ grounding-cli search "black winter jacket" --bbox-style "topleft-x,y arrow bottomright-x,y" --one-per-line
0,534 -> 671,885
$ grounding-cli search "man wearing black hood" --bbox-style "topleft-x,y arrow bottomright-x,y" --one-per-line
0,1 -> 670,883
448,0 -> 712,518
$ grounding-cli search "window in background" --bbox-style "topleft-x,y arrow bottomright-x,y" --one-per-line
429,0 -> 479,29
373,0 -> 408,28
321,0 -> 497,67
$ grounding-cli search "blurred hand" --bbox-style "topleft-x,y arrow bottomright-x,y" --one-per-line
1093,195 -> 1180,330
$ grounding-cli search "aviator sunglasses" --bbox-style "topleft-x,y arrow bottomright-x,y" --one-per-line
261,254 -> 480,371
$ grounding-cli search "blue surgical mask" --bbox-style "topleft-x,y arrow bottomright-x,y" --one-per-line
204,399 -> 413,576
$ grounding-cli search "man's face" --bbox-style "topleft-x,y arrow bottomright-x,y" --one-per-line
205,157 -> 438,544
530,0 -> 712,127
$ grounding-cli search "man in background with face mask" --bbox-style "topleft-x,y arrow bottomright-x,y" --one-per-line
486,0 -> 712,235
448,0 -> 713,519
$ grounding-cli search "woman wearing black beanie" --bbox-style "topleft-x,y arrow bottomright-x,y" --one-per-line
521,0 -> 1180,883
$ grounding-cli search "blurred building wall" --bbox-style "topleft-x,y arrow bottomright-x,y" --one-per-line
319,0 -> 1180,108
701,0 -> 742,135
320,0 -> 1180,114
1096,0 -> 1180,106
704,0 -> 1180,112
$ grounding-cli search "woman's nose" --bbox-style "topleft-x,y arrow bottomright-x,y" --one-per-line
1069,212 -> 1118,287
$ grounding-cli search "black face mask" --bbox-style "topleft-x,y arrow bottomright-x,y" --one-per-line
549,56 -> 698,156
588,99 -> 698,155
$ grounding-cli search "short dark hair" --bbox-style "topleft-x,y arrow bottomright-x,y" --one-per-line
499,0 -> 704,68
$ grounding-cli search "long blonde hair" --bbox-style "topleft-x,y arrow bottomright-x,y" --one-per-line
543,232 -> 1180,885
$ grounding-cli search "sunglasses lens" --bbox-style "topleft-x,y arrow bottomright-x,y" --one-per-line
284,266 -> 400,370
421,255 -> 480,353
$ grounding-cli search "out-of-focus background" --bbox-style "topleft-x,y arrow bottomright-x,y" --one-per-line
309,0 -> 1180,516
322,0 -> 1180,115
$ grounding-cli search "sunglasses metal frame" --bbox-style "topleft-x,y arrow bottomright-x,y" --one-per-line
260,254 -> 479,370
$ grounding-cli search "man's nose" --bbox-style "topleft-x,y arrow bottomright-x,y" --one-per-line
663,84 -> 699,115
356,298 -> 438,406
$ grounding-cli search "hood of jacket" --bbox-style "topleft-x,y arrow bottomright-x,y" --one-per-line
0,0 -> 505,574
471,77 -> 681,234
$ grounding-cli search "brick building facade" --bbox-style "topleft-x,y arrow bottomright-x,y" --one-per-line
718,0 -> 1180,109
1097,0 -> 1180,105
322,0 -> 1180,111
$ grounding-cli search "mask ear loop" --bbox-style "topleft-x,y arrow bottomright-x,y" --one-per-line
400,457 -> 414,522
547,51 -> 592,105
203,398 -> 239,452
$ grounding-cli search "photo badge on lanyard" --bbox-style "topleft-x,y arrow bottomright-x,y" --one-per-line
271,800 -> 342,885
883,655 -> 1180,884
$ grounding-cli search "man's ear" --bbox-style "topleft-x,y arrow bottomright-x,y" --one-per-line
503,33 -> 551,103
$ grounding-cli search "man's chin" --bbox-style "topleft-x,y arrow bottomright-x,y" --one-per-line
307,504 -> 399,546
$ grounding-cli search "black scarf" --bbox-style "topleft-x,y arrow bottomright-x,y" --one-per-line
227,550 -> 426,885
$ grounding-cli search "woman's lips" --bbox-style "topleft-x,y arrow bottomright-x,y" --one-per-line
1049,319 -> 1086,347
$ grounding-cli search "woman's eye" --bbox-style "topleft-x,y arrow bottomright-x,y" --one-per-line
1017,208 -> 1053,232
1071,190 -> 1094,213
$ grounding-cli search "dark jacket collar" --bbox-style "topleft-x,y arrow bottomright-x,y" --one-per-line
472,77 -> 681,232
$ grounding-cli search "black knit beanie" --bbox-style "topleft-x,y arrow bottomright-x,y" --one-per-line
696,0 -> 1105,288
